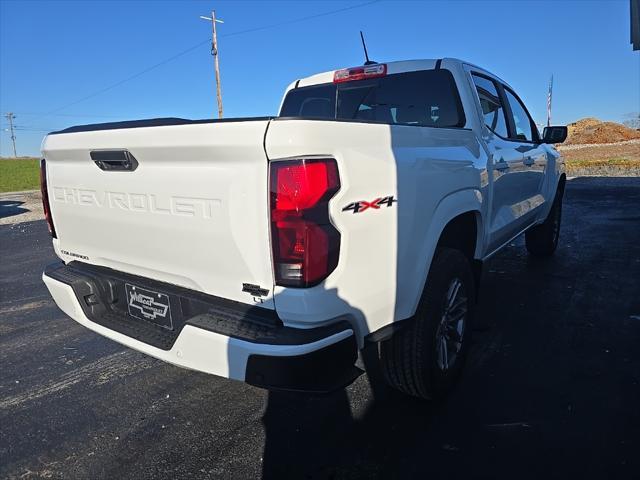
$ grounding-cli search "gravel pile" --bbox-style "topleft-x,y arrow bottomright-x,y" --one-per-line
565,117 -> 640,145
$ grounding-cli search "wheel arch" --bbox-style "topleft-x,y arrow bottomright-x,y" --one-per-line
396,188 -> 484,322
558,173 -> 567,196
539,171 -> 566,222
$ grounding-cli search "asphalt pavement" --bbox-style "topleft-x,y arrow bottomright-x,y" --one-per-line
1,177 -> 639,479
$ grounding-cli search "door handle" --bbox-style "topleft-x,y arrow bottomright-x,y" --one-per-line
90,150 -> 139,171
523,156 -> 535,166
494,160 -> 509,171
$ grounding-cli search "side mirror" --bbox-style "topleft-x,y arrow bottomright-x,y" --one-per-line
542,125 -> 568,144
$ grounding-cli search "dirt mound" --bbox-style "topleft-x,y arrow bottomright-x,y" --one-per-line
565,117 -> 640,145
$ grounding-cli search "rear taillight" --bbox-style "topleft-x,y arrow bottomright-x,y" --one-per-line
40,159 -> 56,238
270,158 -> 340,287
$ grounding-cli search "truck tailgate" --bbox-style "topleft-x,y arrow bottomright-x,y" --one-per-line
42,120 -> 275,308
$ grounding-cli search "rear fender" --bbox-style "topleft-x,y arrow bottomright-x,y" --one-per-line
394,189 -> 483,322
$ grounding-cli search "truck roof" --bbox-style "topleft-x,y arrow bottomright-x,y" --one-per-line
296,58 -> 508,89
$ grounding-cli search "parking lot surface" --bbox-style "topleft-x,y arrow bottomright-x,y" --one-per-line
1,177 -> 639,479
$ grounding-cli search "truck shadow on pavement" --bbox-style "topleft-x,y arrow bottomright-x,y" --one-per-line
0,199 -> 29,219
261,350 -> 443,479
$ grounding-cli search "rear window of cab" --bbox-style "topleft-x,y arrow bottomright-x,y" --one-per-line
279,69 -> 465,129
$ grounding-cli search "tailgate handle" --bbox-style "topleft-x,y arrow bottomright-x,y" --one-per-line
90,150 -> 138,171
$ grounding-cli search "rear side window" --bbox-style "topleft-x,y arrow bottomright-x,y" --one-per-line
279,70 -> 465,128
471,74 -> 508,138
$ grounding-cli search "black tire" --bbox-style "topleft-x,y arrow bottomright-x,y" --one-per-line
380,248 -> 475,400
525,186 -> 563,257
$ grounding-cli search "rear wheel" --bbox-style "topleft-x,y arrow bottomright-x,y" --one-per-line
525,186 -> 563,257
380,248 -> 475,400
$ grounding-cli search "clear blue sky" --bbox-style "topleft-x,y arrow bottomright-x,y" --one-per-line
1,0 -> 638,156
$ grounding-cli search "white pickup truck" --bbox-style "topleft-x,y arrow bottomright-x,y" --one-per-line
41,58 -> 567,399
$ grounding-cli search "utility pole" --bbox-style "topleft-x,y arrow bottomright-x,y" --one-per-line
546,75 -> 553,127
5,112 -> 17,157
200,11 -> 224,118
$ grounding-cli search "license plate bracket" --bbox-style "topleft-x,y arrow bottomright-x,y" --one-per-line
125,283 -> 173,330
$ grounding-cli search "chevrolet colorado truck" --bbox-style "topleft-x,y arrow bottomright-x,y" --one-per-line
41,58 -> 568,399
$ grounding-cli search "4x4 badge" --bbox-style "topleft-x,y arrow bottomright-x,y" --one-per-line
342,196 -> 397,214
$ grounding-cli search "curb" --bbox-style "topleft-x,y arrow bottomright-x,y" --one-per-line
0,190 -> 40,196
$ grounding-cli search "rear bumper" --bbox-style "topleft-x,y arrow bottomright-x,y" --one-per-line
43,262 -> 361,393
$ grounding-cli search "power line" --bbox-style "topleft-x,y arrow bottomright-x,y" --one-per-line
218,0 -> 380,40
43,39 -> 211,116
10,128 -> 57,132
1,122 -> 62,133
38,1 -> 380,118
2,122 -> 60,130
11,112 -> 124,119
